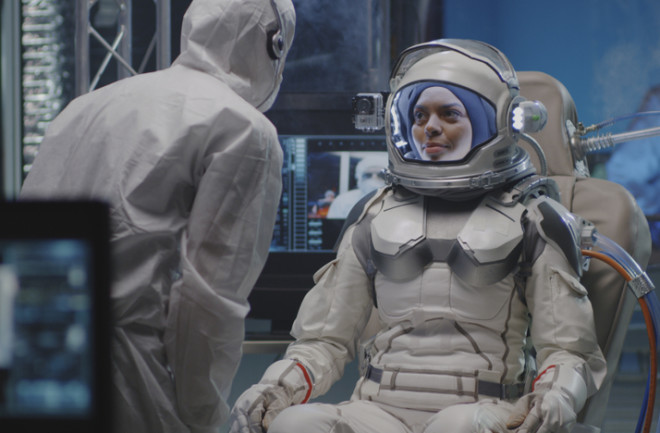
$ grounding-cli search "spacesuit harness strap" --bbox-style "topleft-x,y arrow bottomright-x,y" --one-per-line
363,364 -> 526,401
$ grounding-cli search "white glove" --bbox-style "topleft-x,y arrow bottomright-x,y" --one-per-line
506,388 -> 578,433
229,359 -> 312,433
229,383 -> 292,433
506,365 -> 588,433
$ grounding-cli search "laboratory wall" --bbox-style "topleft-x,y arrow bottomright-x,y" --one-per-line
443,0 -> 660,128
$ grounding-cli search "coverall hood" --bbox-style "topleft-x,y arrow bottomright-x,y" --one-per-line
174,0 -> 296,112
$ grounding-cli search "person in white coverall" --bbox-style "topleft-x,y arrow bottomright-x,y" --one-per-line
230,39 -> 606,433
19,0 -> 295,432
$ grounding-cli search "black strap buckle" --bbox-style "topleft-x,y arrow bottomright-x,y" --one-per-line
365,365 -> 383,383
477,380 -> 525,400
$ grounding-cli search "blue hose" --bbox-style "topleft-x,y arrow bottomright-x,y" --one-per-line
636,370 -> 650,433
590,232 -> 658,432
646,292 -> 660,348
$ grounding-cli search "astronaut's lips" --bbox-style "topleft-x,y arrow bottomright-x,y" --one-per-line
423,141 -> 451,155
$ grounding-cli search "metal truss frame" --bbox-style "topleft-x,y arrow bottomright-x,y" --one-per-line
75,0 -> 171,96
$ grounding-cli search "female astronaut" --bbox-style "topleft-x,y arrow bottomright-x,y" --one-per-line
230,39 -> 606,433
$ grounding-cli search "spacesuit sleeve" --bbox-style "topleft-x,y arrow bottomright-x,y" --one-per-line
524,209 -> 607,398
283,223 -> 376,399
164,117 -> 283,433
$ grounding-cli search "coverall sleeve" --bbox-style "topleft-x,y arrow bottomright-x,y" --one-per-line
284,223 -> 376,398
525,234 -> 607,396
164,119 -> 283,433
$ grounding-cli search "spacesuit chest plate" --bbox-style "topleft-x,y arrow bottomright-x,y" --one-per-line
369,192 -> 526,285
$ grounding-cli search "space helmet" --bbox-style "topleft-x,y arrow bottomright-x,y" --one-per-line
384,39 -> 546,199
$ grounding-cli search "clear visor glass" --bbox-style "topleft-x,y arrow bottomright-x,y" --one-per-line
390,81 -> 497,162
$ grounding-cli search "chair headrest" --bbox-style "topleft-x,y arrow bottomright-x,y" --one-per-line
518,71 -> 582,176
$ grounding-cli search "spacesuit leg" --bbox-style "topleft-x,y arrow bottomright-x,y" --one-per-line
267,400 -> 410,433
422,402 -> 513,433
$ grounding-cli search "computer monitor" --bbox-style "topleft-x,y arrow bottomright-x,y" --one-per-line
0,201 -> 111,433
248,135 -> 387,336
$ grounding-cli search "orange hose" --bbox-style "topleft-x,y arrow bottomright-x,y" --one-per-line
582,249 -> 656,433
581,250 -> 632,281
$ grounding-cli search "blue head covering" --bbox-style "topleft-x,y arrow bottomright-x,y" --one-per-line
395,82 -> 497,160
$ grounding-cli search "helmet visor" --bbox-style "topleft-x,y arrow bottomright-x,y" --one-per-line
390,81 -> 497,162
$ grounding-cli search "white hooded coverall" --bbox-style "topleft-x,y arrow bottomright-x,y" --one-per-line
20,0 -> 295,432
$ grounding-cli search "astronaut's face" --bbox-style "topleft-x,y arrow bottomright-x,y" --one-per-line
389,81 -> 497,164
411,86 -> 473,161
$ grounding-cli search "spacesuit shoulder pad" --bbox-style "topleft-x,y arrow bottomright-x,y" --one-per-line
525,196 -> 585,275
333,187 -> 389,251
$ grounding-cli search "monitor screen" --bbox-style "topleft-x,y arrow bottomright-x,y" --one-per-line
271,135 -> 388,253
248,135 -> 387,335
0,201 -> 111,433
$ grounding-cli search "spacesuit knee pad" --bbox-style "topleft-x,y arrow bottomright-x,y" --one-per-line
423,404 -> 479,433
268,404 -> 347,433
423,403 -> 511,433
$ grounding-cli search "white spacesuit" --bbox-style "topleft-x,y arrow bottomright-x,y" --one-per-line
230,40 -> 605,433
19,1 -> 295,432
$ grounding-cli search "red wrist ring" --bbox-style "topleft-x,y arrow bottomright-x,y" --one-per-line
532,364 -> 557,391
295,362 -> 313,404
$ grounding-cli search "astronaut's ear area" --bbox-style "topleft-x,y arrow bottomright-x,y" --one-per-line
510,98 -> 548,133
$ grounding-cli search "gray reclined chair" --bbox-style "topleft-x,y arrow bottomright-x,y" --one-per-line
518,70 -> 652,431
